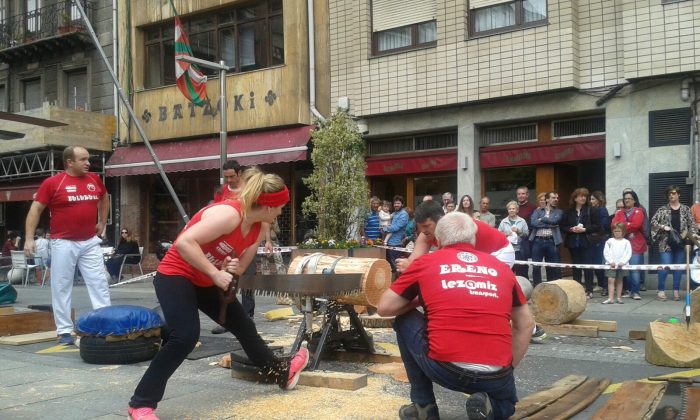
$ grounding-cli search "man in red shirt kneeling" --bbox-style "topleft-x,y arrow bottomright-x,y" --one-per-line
378,212 -> 535,420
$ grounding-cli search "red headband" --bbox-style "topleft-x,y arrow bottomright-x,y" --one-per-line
256,186 -> 290,207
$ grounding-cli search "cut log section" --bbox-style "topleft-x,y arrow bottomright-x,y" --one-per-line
645,321 -> 700,367
288,254 -> 392,307
692,287 -> 700,324
531,280 -> 586,325
590,381 -> 665,420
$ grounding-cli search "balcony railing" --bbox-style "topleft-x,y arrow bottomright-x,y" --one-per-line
0,0 -> 93,51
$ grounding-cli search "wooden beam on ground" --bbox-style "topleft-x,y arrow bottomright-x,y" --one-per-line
0,308 -> 73,336
541,323 -> 599,337
528,377 -> 610,420
0,305 -> 14,315
360,315 -> 394,329
512,375 -> 588,419
590,381 -> 665,420
0,330 -> 57,345
323,350 -> 402,364
571,319 -> 617,332
264,307 -> 295,321
686,387 -> 700,419
297,371 -> 367,390
628,330 -> 647,340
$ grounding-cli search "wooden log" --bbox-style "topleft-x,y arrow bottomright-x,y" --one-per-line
540,323 -> 598,337
288,254 -> 392,307
531,279 -> 586,325
571,319 -> 617,332
590,381 -> 665,420
645,321 -> 700,367
692,287 -> 700,324
360,315 -> 394,329
685,387 -> 700,420
628,330 -> 647,340
297,371 -> 367,390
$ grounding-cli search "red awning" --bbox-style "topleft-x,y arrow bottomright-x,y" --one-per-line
480,139 -> 605,169
105,126 -> 312,177
366,151 -> 457,176
0,182 -> 42,202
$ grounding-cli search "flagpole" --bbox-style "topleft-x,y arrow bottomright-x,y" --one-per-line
73,0 -> 190,223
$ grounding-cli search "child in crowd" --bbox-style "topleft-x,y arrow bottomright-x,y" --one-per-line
603,223 -> 632,304
379,200 -> 392,243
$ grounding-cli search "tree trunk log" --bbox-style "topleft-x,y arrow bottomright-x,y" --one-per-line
531,280 -> 586,325
645,321 -> 700,368
288,254 -> 392,307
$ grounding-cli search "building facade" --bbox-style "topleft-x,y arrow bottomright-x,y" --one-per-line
0,0 -> 116,239
329,0 -> 700,230
108,0 -> 330,252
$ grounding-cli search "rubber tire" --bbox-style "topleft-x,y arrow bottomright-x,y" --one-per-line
79,335 -> 161,365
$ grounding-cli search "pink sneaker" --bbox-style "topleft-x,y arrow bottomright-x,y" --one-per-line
128,407 -> 159,420
284,347 -> 309,390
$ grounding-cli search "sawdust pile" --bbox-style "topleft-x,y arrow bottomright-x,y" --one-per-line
203,377 -> 407,419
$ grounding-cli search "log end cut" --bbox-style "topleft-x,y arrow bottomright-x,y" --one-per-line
531,280 -> 586,325
645,321 -> 700,368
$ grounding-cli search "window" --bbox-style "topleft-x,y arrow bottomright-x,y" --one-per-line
480,124 -> 537,146
143,0 -> 283,89
23,78 -> 41,110
26,0 -> 41,34
66,69 -> 87,110
0,84 -> 6,112
469,0 -> 547,37
371,0 -> 436,55
649,108 -> 692,147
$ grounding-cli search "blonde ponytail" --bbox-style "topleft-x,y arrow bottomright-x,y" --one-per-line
239,166 -> 286,215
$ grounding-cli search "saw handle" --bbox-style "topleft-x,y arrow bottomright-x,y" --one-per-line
218,274 -> 239,325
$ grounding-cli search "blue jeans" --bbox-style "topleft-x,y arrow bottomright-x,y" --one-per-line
531,238 -> 561,285
626,253 -> 644,294
658,248 -> 685,291
393,310 -> 518,420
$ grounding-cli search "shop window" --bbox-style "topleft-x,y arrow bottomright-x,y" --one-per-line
143,0 -> 283,89
22,78 -> 41,110
649,108 -> 692,147
480,124 -> 537,147
371,0 -> 436,55
552,115 -> 605,139
469,0 -> 547,37
483,166 -> 536,222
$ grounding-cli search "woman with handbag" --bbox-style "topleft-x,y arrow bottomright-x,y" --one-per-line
650,185 -> 698,301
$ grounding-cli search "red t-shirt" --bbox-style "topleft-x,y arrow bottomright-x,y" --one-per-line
34,172 -> 106,241
213,185 -> 241,203
391,243 -> 526,366
474,219 -> 510,253
158,201 -> 261,287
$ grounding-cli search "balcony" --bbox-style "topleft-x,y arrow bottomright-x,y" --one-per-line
0,0 -> 93,63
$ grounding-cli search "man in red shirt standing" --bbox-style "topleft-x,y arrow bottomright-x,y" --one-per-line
378,212 -> 535,420
25,146 -> 111,345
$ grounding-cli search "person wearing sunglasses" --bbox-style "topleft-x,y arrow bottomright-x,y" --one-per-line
106,229 -> 141,282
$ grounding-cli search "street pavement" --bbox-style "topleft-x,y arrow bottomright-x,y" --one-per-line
0,279 -> 696,419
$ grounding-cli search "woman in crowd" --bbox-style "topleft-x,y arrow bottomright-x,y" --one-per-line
650,185 -> 697,301
561,188 -> 598,299
127,167 -> 308,420
536,192 -> 547,209
498,201 -> 529,278
611,190 -> 647,300
2,231 -> 21,257
589,191 -> 610,295
106,228 -> 141,281
456,194 -> 476,216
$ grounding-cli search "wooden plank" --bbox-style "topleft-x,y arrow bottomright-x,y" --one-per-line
0,308 -> 73,336
529,377 -> 610,420
0,331 -> 56,346
323,350 -> 402,364
685,386 -> 700,420
297,371 -> 367,390
0,305 -> 14,315
590,381 -> 665,420
541,323 -> 599,337
628,330 -> 647,340
360,315 -> 394,329
512,375 -> 588,419
572,319 -> 617,332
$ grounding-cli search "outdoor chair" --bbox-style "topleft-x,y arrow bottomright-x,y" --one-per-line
10,251 -> 44,287
117,246 -> 144,281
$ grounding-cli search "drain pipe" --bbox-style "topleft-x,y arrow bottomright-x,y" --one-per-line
113,0 -> 120,142
307,0 -> 325,123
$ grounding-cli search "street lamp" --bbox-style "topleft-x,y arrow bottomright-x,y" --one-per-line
176,56 -> 232,186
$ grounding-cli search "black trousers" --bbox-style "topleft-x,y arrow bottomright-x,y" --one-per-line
569,246 -> 594,293
129,273 -> 287,409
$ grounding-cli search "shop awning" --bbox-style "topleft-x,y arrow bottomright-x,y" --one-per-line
105,126 -> 313,177
480,138 -> 605,169
366,150 -> 457,176
0,181 -> 42,202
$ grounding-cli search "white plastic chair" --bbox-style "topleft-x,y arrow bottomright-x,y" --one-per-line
10,251 -> 41,287
32,255 -> 49,287
118,246 -> 144,280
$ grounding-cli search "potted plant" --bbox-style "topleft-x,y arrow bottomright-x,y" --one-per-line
294,110 -> 382,259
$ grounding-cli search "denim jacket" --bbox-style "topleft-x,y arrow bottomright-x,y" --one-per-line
529,207 -> 564,246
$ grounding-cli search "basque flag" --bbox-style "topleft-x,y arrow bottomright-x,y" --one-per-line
172,2 -> 208,106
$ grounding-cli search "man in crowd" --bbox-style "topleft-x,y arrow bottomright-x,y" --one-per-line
378,212 -> 535,420
441,192 -> 453,213
529,191 -> 563,285
477,196 -> 496,227
214,160 -> 243,202
383,195 -> 409,274
422,195 -> 434,202
24,146 -> 111,345
362,196 -> 382,242
516,187 -> 537,225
